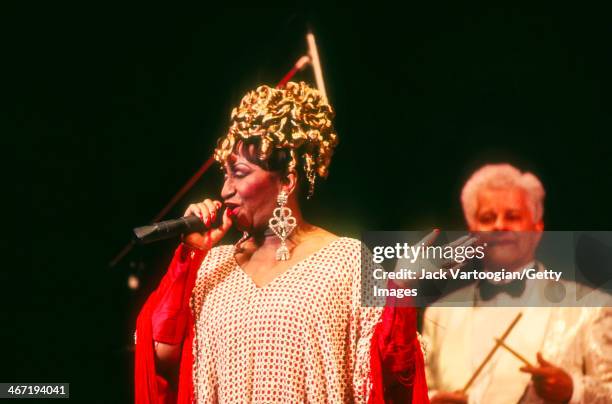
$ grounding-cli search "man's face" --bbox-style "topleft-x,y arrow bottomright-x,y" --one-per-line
470,187 -> 543,270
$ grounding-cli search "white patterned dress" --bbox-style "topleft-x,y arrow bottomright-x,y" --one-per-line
190,237 -> 383,403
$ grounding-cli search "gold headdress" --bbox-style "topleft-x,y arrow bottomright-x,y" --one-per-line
214,81 -> 338,198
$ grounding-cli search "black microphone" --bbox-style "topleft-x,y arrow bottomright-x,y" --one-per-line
133,213 -> 223,244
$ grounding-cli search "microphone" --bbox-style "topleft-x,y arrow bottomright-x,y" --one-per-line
133,213 -> 223,244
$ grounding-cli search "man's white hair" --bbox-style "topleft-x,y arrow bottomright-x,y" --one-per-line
461,163 -> 545,227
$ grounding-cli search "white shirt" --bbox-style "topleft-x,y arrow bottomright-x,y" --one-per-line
423,263 -> 612,403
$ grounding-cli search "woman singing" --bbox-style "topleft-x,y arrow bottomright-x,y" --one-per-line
135,82 -> 428,403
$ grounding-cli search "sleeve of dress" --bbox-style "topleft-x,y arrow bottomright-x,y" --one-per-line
350,245 -> 429,404
134,243 -> 206,404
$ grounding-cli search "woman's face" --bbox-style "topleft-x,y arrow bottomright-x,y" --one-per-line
220,145 -> 283,233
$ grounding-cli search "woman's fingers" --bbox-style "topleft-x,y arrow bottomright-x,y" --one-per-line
418,229 -> 441,247
183,200 -> 231,250
184,199 -> 224,231
202,199 -> 218,224
197,203 -> 210,226
204,208 -> 233,249
445,234 -> 471,248
195,199 -> 221,228
417,231 -> 478,254
461,236 -> 479,249
210,208 -> 233,240
184,203 -> 204,221
434,235 -> 478,269
220,207 -> 232,231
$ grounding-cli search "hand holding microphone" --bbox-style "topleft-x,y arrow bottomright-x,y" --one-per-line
182,199 -> 233,251
133,199 -> 233,251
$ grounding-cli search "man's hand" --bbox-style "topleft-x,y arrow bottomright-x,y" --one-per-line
520,352 -> 573,403
430,390 -> 468,404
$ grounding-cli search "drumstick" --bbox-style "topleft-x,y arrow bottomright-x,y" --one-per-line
306,32 -> 328,104
494,338 -> 534,367
276,55 -> 311,89
461,312 -> 523,392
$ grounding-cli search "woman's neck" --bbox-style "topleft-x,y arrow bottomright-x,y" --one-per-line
254,224 -> 314,248
250,205 -> 314,249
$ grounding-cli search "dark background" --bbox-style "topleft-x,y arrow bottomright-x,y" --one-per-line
7,4 -> 611,402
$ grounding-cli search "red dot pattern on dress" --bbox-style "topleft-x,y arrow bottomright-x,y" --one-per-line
190,237 -> 383,403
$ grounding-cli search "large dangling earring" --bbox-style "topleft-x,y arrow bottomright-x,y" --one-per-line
268,191 -> 297,261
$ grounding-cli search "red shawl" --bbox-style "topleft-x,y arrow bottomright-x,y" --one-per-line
368,281 -> 430,403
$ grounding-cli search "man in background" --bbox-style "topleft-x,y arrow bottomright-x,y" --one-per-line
424,163 -> 612,403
